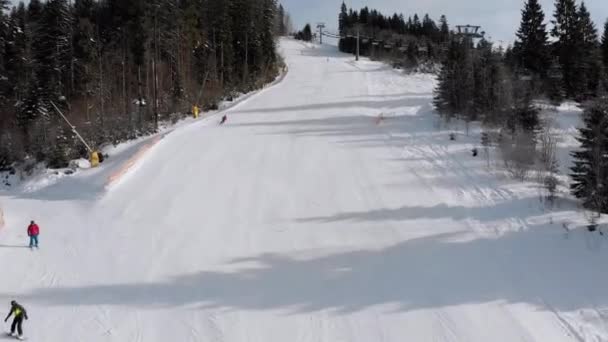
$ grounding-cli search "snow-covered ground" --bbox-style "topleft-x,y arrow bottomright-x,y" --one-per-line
1,39 -> 607,342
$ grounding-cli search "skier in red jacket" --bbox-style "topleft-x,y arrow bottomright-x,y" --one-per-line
27,221 -> 39,249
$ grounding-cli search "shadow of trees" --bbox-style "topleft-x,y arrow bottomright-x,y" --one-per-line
10,228 -> 607,315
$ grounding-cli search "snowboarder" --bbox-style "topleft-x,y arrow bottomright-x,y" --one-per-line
4,300 -> 28,340
27,221 -> 39,249
220,115 -> 227,125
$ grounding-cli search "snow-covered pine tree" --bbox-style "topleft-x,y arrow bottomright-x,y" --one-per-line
571,97 -> 608,215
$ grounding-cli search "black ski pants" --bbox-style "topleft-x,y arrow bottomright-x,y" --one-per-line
11,315 -> 23,336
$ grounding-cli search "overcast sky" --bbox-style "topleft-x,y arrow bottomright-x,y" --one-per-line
281,0 -> 607,44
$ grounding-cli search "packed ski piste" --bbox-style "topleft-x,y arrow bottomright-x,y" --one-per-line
1,3 -> 608,341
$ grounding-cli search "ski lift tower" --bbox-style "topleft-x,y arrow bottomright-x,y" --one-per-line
455,25 -> 485,45
316,23 -> 325,44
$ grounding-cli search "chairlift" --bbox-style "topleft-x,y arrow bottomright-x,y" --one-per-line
456,25 -> 484,38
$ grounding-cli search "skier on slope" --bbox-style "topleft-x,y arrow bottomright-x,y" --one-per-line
220,114 -> 228,125
27,220 -> 40,249
4,300 -> 28,340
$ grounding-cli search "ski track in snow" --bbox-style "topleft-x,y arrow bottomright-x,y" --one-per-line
0,38 -> 607,341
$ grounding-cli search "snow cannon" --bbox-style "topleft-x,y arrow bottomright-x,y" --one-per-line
90,151 -> 101,168
193,105 -> 200,119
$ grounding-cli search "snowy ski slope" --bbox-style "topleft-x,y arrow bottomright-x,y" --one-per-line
1,39 -> 608,341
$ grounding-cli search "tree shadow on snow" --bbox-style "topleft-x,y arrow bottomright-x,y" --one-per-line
0,244 -> 30,248
232,96 -> 432,115
230,104 -> 438,147
296,200 -> 540,226
10,227 -> 608,315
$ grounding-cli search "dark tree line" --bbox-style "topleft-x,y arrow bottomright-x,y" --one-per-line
337,2 -> 450,67
435,0 -> 607,118
0,0 -> 285,169
433,0 -> 608,215
436,0 -> 608,121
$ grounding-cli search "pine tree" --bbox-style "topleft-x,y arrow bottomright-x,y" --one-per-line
412,14 -> 421,36
405,41 -> 418,68
421,14 -> 437,39
0,0 -> 11,100
277,4 -> 286,36
302,23 -> 312,42
261,0 -> 277,66
27,0 -> 44,26
434,38 -> 475,122
576,2 -> 601,99
439,15 -> 449,42
34,0 -> 72,104
602,19 -> 608,69
571,97 -> 608,214
473,39 -> 493,119
551,0 -> 582,99
433,61 -> 455,120
397,14 -> 406,35
513,0 -> 551,78
20,0 -> 73,160
339,2 -> 349,36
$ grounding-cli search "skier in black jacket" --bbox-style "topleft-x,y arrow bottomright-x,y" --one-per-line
4,301 -> 28,339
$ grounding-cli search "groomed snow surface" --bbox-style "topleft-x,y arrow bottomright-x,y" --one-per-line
1,39 -> 607,342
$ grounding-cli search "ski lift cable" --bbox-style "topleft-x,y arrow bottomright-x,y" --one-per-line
321,32 -> 341,38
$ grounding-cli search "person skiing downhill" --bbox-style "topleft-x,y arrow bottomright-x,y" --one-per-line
4,300 -> 28,340
27,221 -> 39,249
220,114 -> 227,125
